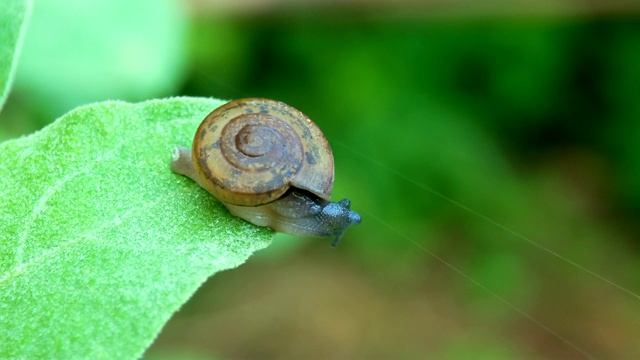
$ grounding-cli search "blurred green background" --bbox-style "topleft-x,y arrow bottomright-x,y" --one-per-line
3,0 -> 640,359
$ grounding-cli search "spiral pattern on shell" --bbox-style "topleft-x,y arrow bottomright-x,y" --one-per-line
192,98 -> 335,207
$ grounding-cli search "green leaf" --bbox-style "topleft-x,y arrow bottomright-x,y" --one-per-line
0,0 -> 31,111
0,97 -> 272,358
15,0 -> 188,118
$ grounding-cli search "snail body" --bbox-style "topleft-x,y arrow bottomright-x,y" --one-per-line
170,98 -> 361,246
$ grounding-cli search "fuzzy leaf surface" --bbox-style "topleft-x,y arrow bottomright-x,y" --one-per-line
0,97 -> 272,358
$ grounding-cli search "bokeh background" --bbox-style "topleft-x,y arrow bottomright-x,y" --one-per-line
2,0 -> 640,359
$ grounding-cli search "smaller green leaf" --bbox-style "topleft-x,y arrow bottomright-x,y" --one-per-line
0,97 -> 272,358
0,0 -> 31,110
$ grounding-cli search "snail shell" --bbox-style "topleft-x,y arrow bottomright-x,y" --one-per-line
171,98 -> 361,246
192,98 -> 334,206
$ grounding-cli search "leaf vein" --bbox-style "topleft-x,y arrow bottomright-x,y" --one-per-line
1,197 -> 163,286
13,146 -> 122,267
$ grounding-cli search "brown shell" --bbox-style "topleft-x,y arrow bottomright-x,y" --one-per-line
191,98 -> 334,207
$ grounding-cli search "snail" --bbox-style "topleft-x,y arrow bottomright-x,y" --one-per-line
170,98 -> 361,247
